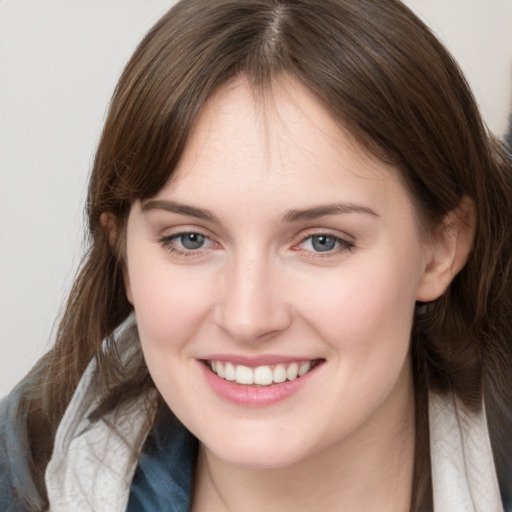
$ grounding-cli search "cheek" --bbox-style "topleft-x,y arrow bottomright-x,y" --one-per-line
126,257 -> 218,412
297,249 -> 422,358
299,255 -> 419,425
126,255 -> 216,356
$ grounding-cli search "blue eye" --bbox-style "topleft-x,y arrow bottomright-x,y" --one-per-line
310,235 -> 337,252
176,232 -> 206,250
160,232 -> 212,256
300,234 -> 354,254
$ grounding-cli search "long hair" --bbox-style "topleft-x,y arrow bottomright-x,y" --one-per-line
14,1 -> 512,509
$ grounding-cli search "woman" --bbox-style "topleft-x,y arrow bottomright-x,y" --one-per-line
1,0 -> 511,510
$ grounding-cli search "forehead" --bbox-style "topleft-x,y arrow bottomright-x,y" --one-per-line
155,76 -> 414,220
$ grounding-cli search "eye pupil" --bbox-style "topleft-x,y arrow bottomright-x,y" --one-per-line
312,235 -> 336,252
181,233 -> 205,250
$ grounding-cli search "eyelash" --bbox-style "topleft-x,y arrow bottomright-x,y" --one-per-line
294,232 -> 355,257
159,231 -> 216,258
159,231 -> 355,258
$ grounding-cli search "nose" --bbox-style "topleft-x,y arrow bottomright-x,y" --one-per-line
214,251 -> 293,343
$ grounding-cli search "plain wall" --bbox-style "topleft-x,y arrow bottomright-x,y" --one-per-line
0,0 -> 177,397
1,0 -> 511,397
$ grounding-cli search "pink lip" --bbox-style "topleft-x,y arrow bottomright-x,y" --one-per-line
197,359 -> 324,407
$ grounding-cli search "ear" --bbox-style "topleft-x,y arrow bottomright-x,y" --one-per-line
100,212 -> 133,304
100,212 -> 118,246
416,197 -> 475,302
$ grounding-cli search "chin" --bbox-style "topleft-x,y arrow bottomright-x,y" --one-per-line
209,442 -> 308,470
198,420 -> 324,470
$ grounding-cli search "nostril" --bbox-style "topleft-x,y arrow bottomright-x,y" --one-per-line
214,297 -> 294,343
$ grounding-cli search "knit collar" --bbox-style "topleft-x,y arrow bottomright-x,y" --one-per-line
429,391 -> 503,511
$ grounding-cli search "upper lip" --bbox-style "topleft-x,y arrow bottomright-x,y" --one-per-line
200,354 -> 324,367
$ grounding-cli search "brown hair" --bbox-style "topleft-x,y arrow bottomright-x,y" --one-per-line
15,0 -> 512,509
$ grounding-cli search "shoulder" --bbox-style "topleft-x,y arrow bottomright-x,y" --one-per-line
488,398 -> 512,511
0,384 -> 46,511
0,393 -> 18,509
494,424 -> 512,511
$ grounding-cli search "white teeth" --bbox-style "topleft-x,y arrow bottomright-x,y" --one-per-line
298,361 -> 311,376
254,366 -> 273,385
235,365 -> 254,384
210,360 -> 317,385
286,362 -> 299,381
225,362 -> 236,381
273,364 -> 287,383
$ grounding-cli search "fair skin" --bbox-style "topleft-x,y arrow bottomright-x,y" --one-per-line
120,77 -> 473,512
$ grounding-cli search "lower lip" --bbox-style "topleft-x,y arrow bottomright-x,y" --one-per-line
198,361 -> 323,407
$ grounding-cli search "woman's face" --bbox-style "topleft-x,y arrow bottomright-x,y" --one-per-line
124,77 -> 433,469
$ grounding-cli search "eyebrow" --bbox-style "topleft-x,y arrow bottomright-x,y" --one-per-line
282,203 -> 379,223
142,199 -> 219,222
141,199 -> 378,224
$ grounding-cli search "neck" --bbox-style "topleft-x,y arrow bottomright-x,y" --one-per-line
191,369 -> 415,512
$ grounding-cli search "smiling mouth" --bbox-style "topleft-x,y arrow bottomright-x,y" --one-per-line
206,359 -> 324,386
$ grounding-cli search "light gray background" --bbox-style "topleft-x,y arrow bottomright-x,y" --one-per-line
1,0 -> 512,397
